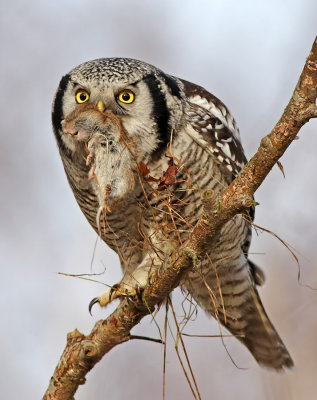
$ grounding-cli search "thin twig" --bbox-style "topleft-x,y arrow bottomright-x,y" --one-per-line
169,298 -> 202,400
182,333 -> 245,338
163,301 -> 168,400
129,335 -> 163,344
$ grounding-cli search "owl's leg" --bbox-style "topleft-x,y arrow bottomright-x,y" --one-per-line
89,256 -> 157,313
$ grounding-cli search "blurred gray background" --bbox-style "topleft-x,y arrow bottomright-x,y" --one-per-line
1,1 -> 317,399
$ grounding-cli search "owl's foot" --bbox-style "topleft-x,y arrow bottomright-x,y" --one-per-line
89,262 -> 156,314
89,283 -> 139,314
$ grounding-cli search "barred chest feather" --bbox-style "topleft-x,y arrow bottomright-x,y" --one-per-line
61,117 -> 248,273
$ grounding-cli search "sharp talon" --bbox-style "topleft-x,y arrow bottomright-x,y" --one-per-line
109,287 -> 115,300
89,284 -> 138,313
89,297 -> 100,315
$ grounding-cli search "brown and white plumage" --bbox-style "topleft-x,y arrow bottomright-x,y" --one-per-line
52,58 -> 293,370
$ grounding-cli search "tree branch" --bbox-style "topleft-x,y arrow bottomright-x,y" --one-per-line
43,37 -> 317,400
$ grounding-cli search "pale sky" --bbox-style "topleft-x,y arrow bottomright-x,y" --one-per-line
1,1 -> 317,399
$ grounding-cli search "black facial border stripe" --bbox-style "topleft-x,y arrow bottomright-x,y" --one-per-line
143,73 -> 170,147
161,73 -> 182,98
52,74 -> 71,146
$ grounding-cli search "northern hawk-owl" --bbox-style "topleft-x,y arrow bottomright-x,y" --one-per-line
52,58 -> 293,370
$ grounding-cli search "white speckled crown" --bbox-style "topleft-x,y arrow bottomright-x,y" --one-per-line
70,58 -> 160,84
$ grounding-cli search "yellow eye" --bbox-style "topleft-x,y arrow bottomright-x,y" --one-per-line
76,90 -> 90,104
118,90 -> 135,104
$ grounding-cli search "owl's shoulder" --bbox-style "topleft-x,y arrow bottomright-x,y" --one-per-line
180,78 -> 239,138
180,79 -> 228,112
178,78 -> 247,176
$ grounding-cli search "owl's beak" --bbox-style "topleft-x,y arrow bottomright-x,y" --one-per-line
97,100 -> 105,112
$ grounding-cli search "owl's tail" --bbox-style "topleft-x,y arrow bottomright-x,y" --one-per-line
185,258 -> 294,371
233,283 -> 294,370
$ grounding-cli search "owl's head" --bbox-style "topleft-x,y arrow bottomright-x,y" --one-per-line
52,58 -> 186,157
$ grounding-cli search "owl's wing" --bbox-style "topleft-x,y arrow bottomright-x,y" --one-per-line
180,78 -> 257,271
179,79 -> 293,370
180,79 -> 246,176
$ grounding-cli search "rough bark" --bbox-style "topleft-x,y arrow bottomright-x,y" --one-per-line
43,37 -> 317,400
